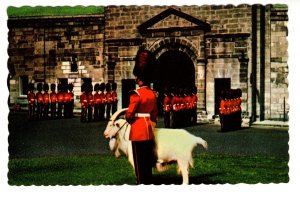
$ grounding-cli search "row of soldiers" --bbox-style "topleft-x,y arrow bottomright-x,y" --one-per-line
162,86 -> 198,128
219,89 -> 242,131
27,82 -> 74,120
80,82 -> 118,122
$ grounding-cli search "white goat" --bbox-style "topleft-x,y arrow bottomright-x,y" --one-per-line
103,108 -> 208,184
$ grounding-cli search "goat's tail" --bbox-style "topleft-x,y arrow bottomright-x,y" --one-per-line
196,137 -> 208,150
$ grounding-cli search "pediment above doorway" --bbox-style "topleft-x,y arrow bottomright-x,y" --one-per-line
137,7 -> 211,34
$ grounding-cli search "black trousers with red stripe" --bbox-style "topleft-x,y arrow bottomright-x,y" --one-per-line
131,140 -> 155,185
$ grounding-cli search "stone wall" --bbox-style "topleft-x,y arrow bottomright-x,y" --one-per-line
270,7 -> 289,120
8,15 -> 105,108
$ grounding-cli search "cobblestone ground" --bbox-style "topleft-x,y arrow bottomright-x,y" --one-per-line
8,111 -> 289,159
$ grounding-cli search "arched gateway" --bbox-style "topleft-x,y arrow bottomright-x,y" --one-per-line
151,49 -> 196,113
136,7 -> 211,111
154,50 -> 195,89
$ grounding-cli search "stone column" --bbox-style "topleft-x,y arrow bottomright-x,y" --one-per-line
196,60 -> 206,111
238,52 -> 249,113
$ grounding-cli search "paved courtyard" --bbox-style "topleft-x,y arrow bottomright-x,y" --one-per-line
8,111 -> 289,159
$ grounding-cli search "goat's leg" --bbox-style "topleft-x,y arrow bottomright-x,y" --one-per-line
127,144 -> 135,169
156,162 -> 169,172
177,160 -> 189,185
114,148 -> 121,157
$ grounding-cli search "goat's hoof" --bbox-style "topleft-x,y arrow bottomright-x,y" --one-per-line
156,163 -> 164,172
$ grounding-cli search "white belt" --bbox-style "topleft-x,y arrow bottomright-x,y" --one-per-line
134,113 -> 150,117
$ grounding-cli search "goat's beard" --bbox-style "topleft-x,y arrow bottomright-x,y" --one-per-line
109,138 -> 117,151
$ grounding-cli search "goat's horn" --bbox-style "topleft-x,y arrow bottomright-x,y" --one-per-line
110,108 -> 128,121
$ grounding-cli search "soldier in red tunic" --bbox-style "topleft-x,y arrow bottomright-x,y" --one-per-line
80,83 -> 88,122
27,83 -> 35,120
99,82 -> 106,121
191,85 -> 198,125
125,49 -> 158,185
87,83 -> 94,122
105,83 -> 112,120
179,87 -> 188,127
162,86 -> 171,128
35,83 -> 43,120
170,87 -> 180,128
42,83 -> 50,119
237,89 -> 242,129
56,84 -> 64,119
50,83 -> 57,119
231,89 -> 242,130
67,83 -> 74,118
93,83 -> 100,121
62,84 -> 70,118
184,87 -> 193,126
111,82 -> 118,115
219,90 -> 226,131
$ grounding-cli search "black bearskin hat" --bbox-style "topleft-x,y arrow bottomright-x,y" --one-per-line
81,83 -> 86,92
37,83 -> 43,92
99,83 -> 105,91
68,83 -> 73,91
133,49 -> 156,83
237,88 -> 242,98
28,83 -> 34,91
61,83 -> 67,92
88,83 -> 93,93
94,83 -> 100,91
43,83 -> 49,92
105,83 -> 111,92
192,85 -> 197,94
51,83 -> 56,91
112,82 -> 117,91
57,83 -> 62,91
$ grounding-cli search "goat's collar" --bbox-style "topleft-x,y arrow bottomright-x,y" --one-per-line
109,121 -> 129,139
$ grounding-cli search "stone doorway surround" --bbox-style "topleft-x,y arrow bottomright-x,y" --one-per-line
137,7 -> 211,111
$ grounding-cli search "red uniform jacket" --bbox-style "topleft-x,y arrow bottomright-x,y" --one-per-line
27,92 -> 35,105
57,91 -> 64,103
99,92 -> 106,105
63,92 -> 70,103
185,95 -> 192,110
163,94 -> 171,112
224,99 -> 230,115
125,86 -> 158,141
112,91 -> 118,103
179,95 -> 186,111
106,91 -> 113,104
219,99 -> 225,115
80,93 -> 88,108
87,93 -> 94,106
50,91 -> 57,103
94,92 -> 101,105
171,95 -> 180,111
191,94 -> 198,109
43,92 -> 50,104
36,92 -> 43,104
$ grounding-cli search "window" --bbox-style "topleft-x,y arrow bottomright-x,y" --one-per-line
48,49 -> 57,67
19,75 -> 28,96
58,78 -> 68,88
71,55 -> 78,72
